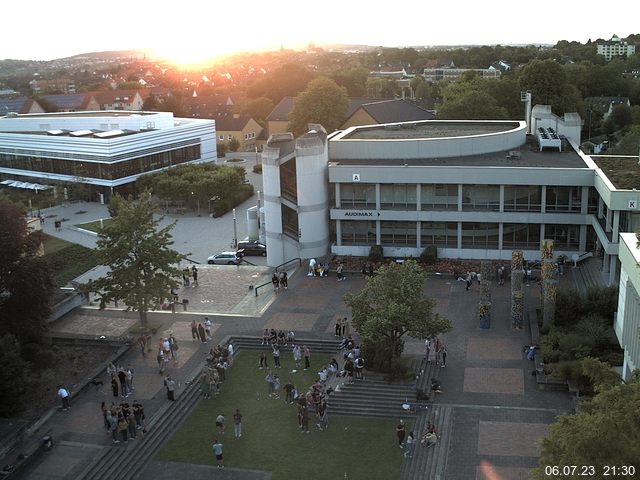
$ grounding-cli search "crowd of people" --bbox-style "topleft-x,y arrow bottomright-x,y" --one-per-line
106,362 -> 135,398
102,399 -> 147,444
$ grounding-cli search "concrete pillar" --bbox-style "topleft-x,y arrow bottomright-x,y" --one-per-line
511,250 -> 524,329
498,223 -> 504,251
416,221 -> 422,249
335,183 -> 341,208
499,185 -> 504,213
416,184 -> 421,211
336,220 -> 342,247
603,253 -> 610,274
613,210 -> 620,241
375,184 -> 381,210
581,186 -> 589,215
609,255 -> 617,286
579,225 -> 587,252
376,220 -> 381,245
457,222 -> 462,249
458,184 -> 463,212
540,186 -> 547,213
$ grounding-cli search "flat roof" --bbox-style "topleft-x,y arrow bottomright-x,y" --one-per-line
592,156 -> 640,190
340,121 -> 520,140
330,136 -> 589,169
15,111 -> 158,118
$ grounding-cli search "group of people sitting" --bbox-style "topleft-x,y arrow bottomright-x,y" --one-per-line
308,258 -> 330,277
420,421 -> 439,448
261,328 -> 295,346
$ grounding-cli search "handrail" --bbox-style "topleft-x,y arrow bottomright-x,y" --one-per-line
254,258 -> 302,296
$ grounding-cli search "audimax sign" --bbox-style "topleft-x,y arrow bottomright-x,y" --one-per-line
343,211 -> 381,217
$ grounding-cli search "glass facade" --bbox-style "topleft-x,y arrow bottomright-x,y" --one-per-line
461,223 -> 499,249
421,184 -> 457,210
503,223 -> 541,249
341,220 -> 376,245
281,204 -> 298,239
544,224 -> 580,250
340,184 -> 376,209
380,221 -> 416,246
421,222 -> 458,247
461,185 -> 500,211
380,184 -> 416,210
279,158 -> 297,203
0,145 -> 200,180
503,185 -> 541,212
545,186 -> 581,212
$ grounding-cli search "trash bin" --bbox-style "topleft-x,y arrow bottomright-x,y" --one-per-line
182,299 -> 189,311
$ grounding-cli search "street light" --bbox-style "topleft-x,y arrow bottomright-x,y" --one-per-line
232,208 -> 238,248
191,191 -> 200,216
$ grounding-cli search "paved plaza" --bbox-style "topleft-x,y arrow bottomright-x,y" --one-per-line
13,194 -> 577,479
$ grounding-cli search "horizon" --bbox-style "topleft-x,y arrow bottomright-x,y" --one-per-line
2,0 -> 638,63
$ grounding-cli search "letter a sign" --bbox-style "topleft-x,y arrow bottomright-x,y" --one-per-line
352,173 -> 361,182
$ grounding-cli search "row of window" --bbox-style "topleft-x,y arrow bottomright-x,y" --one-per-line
338,183 -> 598,213
339,221 -> 581,250
0,145 -> 201,180
217,132 -> 256,142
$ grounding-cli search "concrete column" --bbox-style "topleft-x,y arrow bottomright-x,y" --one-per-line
498,223 -> 504,251
540,185 -> 547,214
603,253 -> 610,273
581,186 -> 589,215
613,210 -> 620,241
605,208 -> 612,233
609,255 -> 617,286
336,220 -> 342,247
416,221 -> 422,249
499,185 -> 505,213
416,184 -> 421,211
539,224 -> 545,250
375,184 -> 381,210
598,197 -> 604,219
458,184 -> 463,212
376,220 -> 381,245
335,183 -> 341,208
457,221 -> 462,249
579,225 -> 587,252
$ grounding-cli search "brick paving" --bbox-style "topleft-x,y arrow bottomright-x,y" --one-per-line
463,367 -> 525,395
477,421 -> 550,457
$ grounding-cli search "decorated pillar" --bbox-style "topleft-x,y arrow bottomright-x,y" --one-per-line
511,250 -> 524,329
478,260 -> 492,329
541,239 -> 556,325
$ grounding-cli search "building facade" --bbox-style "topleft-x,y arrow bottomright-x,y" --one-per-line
597,35 -> 636,61
615,232 -> 640,380
0,111 -> 216,200
423,67 -> 500,82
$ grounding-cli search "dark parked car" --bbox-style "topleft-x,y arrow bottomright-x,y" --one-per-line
236,241 -> 267,257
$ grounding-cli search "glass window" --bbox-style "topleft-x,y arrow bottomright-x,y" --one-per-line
544,224 -> 580,250
280,159 -> 297,203
503,223 -> 541,249
340,184 -> 376,209
461,185 -> 500,211
421,184 -> 458,210
545,186 -> 581,212
380,184 -> 416,210
503,185 -> 541,212
421,222 -> 458,247
341,220 -> 376,245
588,187 -> 599,214
380,221 -> 416,246
281,204 -> 298,239
461,223 -> 499,249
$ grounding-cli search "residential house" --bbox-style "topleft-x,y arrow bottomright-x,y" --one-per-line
29,78 -> 76,94
95,90 -> 145,111
215,112 -> 262,151
0,96 -> 45,115
585,96 -> 631,120
341,99 -> 435,129
41,94 -> 100,112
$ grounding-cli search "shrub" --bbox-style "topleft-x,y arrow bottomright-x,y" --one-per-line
217,142 -> 228,157
211,184 -> 254,217
253,163 -> 262,174
554,289 -> 584,327
20,343 -> 59,370
584,285 -> 618,321
420,245 -> 438,265
547,360 -> 593,393
368,245 -> 383,262
384,357 -> 414,382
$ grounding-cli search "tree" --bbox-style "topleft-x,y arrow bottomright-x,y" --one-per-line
287,77 -> 349,136
228,137 -> 240,152
437,77 -> 508,120
344,260 -> 452,370
88,193 -> 183,331
0,200 -> 54,343
519,59 -> 568,113
238,97 -> 274,124
610,125 -> 640,155
532,371 -> 640,478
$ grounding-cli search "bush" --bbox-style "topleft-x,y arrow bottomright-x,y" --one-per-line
369,245 -> 383,262
547,360 -> 593,393
420,245 -> 438,265
384,357 -> 414,382
0,351 -> 32,417
554,289 -> 584,327
253,163 -> 262,174
584,285 -> 618,321
21,343 -> 59,370
217,142 -> 228,158
211,184 -> 254,217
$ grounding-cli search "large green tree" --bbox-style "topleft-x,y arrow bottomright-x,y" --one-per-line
344,260 -> 451,366
88,193 -> 183,330
287,77 -> 349,136
437,77 -> 509,120
0,200 -> 54,343
532,364 -> 640,478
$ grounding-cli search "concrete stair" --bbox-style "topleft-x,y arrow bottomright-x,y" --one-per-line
230,335 -> 342,356
573,257 -> 608,295
401,405 -> 452,480
328,371 -> 417,419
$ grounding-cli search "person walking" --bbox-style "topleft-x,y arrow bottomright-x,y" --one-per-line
336,262 -> 344,281
164,375 -> 176,401
157,349 -> 166,374
204,318 -> 212,341
57,385 -> 70,411
233,409 -> 242,438
396,419 -> 406,448
441,346 -> 448,367
190,320 -> 198,341
303,345 -> 311,370
216,413 -> 225,435
334,317 -> 342,337
212,439 -> 224,468
191,265 -> 198,286
272,345 -> 281,368
197,323 -> 206,343
405,431 -> 415,458
425,337 -> 432,362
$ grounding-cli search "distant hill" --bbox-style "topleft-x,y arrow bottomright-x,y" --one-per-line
63,49 -> 149,61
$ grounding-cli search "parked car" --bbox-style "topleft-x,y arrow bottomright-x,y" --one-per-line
236,240 -> 267,257
207,252 -> 241,265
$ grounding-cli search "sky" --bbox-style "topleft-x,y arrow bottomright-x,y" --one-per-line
1,0 -> 638,63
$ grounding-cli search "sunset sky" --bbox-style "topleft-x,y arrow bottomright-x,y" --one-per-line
2,0 -> 638,62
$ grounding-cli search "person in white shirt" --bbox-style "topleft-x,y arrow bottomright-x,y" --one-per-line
57,385 -> 70,410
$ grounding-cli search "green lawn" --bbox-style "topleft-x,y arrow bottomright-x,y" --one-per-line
157,352 -> 403,479
75,218 -> 111,232
43,234 -> 100,286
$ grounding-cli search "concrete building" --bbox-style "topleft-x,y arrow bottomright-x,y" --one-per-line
261,107 -> 640,289
597,34 -> 636,61
422,67 -> 501,82
615,232 -> 640,380
0,110 -> 216,200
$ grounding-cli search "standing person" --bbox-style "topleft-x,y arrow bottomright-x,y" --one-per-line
293,345 -> 302,368
396,419 -> 406,448
341,317 -> 348,336
204,318 -> 212,341
190,320 -> 198,341
465,272 -> 472,291
170,337 -> 180,365
157,349 -> 166,374
57,384 -> 70,411
197,323 -> 207,343
434,338 -> 442,364
355,355 -> 364,380
281,271 -> 288,289
118,367 -> 128,397
303,345 -> 311,370
191,265 -> 198,286
336,262 -> 344,281
441,346 -> 447,367
273,374 -> 281,399
300,405 -> 309,433
405,431 -> 415,458
227,342 -> 234,366
137,334 -> 147,357
497,266 -> 505,286
272,345 -> 281,368
259,352 -> 268,369
164,375 -> 176,401
425,337 -> 432,362
334,317 -> 342,337
284,379 -> 295,404
125,365 -> 134,393
111,374 -> 121,397
272,273 -> 280,292
212,439 -> 224,468
216,413 -> 225,435
265,370 -> 275,397
262,328 -> 270,345
233,409 -> 242,438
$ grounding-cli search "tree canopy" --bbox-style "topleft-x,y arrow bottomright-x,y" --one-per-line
88,193 -> 183,329
344,260 -> 451,355
0,200 -> 54,343
532,368 -> 640,477
287,76 -> 349,136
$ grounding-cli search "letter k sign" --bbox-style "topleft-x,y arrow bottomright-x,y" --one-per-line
629,200 -> 637,209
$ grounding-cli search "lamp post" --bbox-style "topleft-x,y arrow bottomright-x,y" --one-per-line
232,208 -> 238,248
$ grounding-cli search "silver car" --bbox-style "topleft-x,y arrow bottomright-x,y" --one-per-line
207,252 -> 241,265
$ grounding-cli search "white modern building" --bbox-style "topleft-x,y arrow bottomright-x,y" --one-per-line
0,111 -> 216,200
597,34 -> 636,61
422,67 -> 500,82
615,232 -> 640,380
261,107 -> 640,289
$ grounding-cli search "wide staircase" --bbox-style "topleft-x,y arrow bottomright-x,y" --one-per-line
400,405 -> 453,480
572,257 -> 609,295
231,335 -> 342,356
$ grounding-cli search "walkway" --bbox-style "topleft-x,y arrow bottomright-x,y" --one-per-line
11,263 -> 580,479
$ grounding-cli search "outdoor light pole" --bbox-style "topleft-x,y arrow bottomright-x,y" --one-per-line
232,208 -> 238,248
